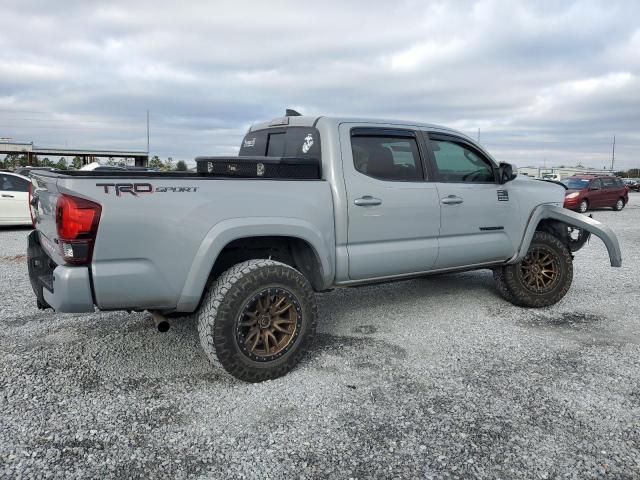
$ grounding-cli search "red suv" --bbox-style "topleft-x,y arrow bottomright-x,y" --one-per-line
563,175 -> 629,213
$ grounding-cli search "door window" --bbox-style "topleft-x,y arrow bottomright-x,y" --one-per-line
590,179 -> 602,190
601,177 -> 616,189
0,174 -> 29,192
351,136 -> 422,181
430,138 -> 495,183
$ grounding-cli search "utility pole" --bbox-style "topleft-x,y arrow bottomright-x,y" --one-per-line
146,109 -> 150,154
611,135 -> 615,172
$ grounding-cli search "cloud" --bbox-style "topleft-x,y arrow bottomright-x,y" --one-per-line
0,0 -> 638,169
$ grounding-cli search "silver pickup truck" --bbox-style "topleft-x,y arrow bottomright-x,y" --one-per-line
27,113 -> 622,382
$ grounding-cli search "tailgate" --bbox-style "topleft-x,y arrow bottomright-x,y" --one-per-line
31,172 -> 65,265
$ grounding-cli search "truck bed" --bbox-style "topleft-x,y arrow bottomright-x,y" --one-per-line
30,165 -> 335,313
39,155 -> 321,180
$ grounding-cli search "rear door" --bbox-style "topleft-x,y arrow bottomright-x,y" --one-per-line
340,124 -> 441,280
424,132 -> 517,269
600,177 -> 618,207
0,173 -> 31,225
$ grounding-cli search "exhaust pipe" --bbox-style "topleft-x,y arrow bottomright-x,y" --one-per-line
151,311 -> 170,333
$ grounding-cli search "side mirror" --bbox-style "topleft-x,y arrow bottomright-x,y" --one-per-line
498,162 -> 517,184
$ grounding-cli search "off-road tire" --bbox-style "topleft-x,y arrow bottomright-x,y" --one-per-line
614,198 -> 625,211
578,200 -> 588,213
492,267 -> 517,303
495,231 -> 573,308
197,259 -> 317,382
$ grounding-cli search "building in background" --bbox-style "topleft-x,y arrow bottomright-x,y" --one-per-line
0,140 -> 148,167
517,165 -> 614,180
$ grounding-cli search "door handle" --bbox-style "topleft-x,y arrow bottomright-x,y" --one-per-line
441,195 -> 463,205
1,194 -> 14,198
354,196 -> 382,206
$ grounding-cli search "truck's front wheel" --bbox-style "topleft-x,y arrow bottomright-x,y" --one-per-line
494,231 -> 573,308
197,259 -> 317,382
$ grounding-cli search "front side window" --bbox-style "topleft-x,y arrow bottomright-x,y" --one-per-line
430,138 -> 494,182
351,136 -> 422,181
590,179 -> 602,190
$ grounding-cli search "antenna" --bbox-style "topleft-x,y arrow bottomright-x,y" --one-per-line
477,128 -> 480,143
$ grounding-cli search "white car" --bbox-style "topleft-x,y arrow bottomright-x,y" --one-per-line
0,171 -> 32,226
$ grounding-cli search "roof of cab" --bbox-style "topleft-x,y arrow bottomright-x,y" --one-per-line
249,115 -> 476,143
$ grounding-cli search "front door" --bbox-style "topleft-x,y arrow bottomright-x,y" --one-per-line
425,133 -> 517,269
341,125 -> 441,280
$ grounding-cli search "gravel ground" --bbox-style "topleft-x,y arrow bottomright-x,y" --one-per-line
1,194 -> 639,479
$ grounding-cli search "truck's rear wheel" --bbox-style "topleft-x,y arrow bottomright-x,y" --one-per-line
494,231 -> 573,308
197,259 -> 317,382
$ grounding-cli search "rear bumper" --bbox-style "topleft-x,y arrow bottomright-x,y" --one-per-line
27,230 -> 95,313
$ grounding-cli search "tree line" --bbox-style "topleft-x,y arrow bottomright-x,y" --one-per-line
614,169 -> 640,178
0,153 -> 188,171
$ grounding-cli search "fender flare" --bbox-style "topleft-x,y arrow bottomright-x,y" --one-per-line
508,204 -> 622,267
175,217 -> 334,312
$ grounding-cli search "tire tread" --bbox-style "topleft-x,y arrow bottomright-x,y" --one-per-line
496,231 -> 573,308
197,259 -> 317,382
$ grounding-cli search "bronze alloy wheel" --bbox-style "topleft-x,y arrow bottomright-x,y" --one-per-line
519,246 -> 561,294
236,287 -> 302,362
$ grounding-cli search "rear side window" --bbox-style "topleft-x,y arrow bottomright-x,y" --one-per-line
0,174 -> 29,192
239,127 -> 321,158
350,136 -> 422,181
430,138 -> 495,183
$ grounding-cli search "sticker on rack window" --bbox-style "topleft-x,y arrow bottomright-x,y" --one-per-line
302,134 -> 314,154
243,138 -> 256,148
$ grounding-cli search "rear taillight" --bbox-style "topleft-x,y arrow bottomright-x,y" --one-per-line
55,194 -> 101,265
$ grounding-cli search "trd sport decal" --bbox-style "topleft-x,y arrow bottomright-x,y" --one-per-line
96,183 -> 199,196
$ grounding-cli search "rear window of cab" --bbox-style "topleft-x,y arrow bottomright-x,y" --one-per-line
239,127 -> 321,158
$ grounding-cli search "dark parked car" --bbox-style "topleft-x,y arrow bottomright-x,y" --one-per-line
623,178 -> 640,192
563,175 -> 629,213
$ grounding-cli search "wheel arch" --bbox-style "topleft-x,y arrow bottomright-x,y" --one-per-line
509,204 -> 622,267
175,217 -> 334,312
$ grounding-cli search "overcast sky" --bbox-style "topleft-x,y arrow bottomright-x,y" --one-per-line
1,0 -> 638,169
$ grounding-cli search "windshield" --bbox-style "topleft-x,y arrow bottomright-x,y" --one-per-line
565,178 -> 590,189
